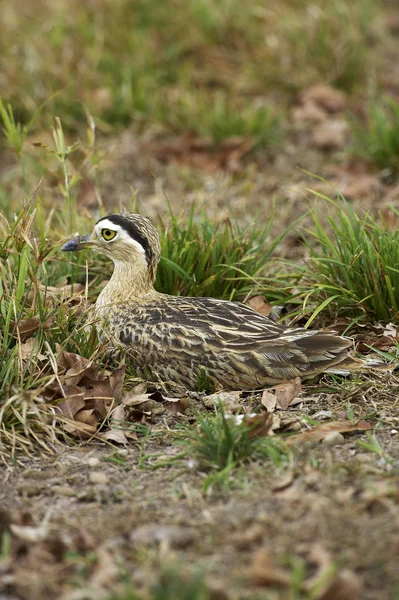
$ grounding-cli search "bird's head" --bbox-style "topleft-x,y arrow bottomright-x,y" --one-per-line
61,212 -> 161,281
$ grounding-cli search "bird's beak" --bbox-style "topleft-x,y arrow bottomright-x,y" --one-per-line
60,234 -> 92,252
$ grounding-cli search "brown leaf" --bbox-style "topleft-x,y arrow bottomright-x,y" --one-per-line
56,394 -> 86,418
261,378 -> 302,412
291,101 -> 328,124
62,419 -> 97,438
109,363 -> 126,401
98,405 -> 133,444
252,549 -> 291,586
261,389 -> 276,413
287,419 -> 372,445
52,350 -> 125,438
318,569 -> 362,600
17,337 -> 46,361
246,412 -> 274,438
247,295 -> 272,317
149,134 -> 253,173
11,316 -> 42,342
274,378 -> 302,410
311,119 -> 349,150
301,84 -> 346,113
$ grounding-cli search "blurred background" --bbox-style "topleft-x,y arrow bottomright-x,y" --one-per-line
1,0 -> 399,228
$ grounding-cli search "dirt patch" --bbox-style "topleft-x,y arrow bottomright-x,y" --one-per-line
1,374 -> 399,599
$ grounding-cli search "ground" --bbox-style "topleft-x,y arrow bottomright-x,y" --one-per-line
2,1 -> 399,599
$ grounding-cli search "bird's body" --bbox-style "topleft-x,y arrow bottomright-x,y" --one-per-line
61,212 -> 352,391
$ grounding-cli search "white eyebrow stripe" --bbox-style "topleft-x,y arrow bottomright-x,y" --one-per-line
95,218 -> 146,255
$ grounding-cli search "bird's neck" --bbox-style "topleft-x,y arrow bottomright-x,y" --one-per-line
98,260 -> 156,306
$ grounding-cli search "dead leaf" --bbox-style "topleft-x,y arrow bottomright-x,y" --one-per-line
318,569 -> 362,600
245,412 -> 274,438
291,101 -> 328,124
261,378 -> 302,412
341,175 -> 381,201
311,119 -> 349,150
89,543 -> 120,589
11,315 -> 53,342
56,393 -> 86,419
287,419 -> 372,445
17,337 -> 46,361
272,472 -> 295,492
98,404 -> 137,444
10,523 -> 49,544
50,350 -> 125,438
261,389 -> 276,413
247,295 -> 272,317
274,378 -> 302,410
301,84 -> 346,113
149,133 -> 253,173
302,544 -> 332,591
252,549 -> 291,586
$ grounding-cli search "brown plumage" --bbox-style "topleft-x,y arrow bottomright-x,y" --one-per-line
61,212 -> 352,391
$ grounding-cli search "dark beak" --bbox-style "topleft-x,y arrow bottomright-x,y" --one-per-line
60,234 -> 91,252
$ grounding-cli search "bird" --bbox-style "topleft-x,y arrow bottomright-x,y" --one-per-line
60,212 -> 353,391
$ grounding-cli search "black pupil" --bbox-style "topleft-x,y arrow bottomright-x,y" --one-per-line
104,230 -> 112,237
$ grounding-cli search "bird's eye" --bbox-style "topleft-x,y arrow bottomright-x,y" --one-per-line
101,229 -> 117,241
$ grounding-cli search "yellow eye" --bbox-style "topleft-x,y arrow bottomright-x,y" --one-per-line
101,229 -> 117,241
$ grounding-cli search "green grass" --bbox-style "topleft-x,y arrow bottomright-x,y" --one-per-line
156,203 -> 298,301
352,96 -> 399,172
109,566 -> 211,600
298,195 -> 399,323
0,0 -> 388,139
175,405 -> 289,490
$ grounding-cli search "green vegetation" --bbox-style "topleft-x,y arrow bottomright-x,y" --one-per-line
352,96 -> 399,172
157,204 -> 298,301
298,196 -> 399,323
175,405 -> 289,490
0,0 -> 385,138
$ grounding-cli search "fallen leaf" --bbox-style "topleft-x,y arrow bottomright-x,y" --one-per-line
10,523 -> 49,544
252,549 -> 291,586
291,101 -> 328,124
89,543 -> 121,589
274,378 -> 302,410
341,175 -> 381,201
11,315 -> 53,342
149,133 -> 253,173
247,295 -> 272,317
261,378 -> 302,412
17,337 -> 46,361
50,350 -> 126,438
301,84 -> 346,113
287,419 -> 372,444
318,569 -> 362,600
245,412 -> 274,438
311,119 -> 349,150
261,389 -> 276,413
56,393 -> 86,419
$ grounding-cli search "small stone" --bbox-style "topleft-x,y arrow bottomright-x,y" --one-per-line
322,432 -> 345,446
87,457 -> 100,467
89,472 -> 109,485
